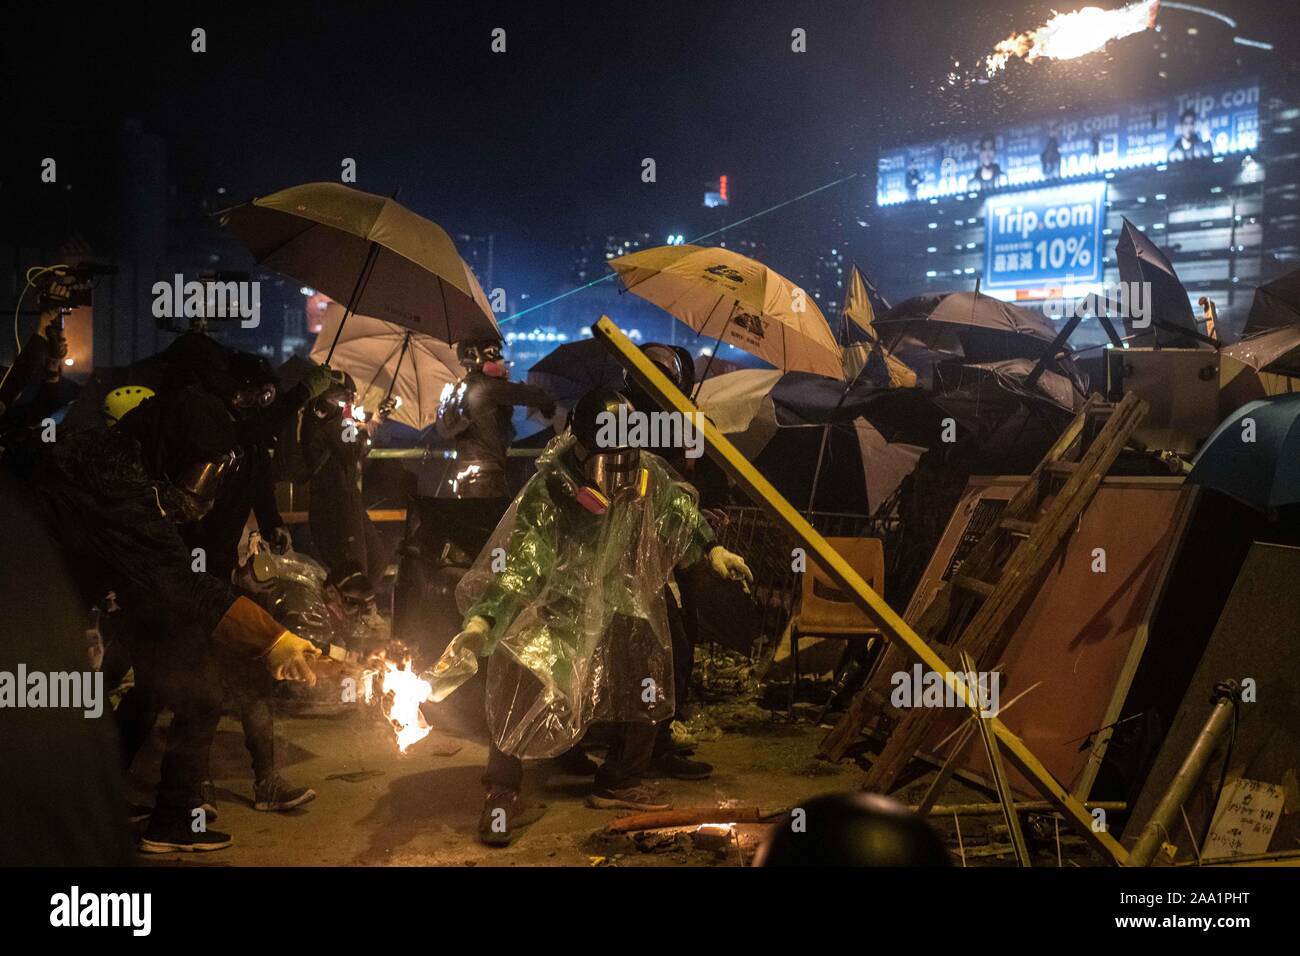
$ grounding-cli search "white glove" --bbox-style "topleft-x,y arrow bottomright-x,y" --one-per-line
708,545 -> 753,593
428,616 -> 491,702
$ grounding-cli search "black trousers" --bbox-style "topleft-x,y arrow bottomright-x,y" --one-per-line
112,614 -> 279,812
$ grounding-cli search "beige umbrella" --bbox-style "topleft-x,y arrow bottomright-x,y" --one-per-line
221,182 -> 499,358
309,301 -> 459,432
841,266 -> 916,388
609,244 -> 843,379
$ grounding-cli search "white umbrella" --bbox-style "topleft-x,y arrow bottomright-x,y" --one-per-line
309,302 -> 458,432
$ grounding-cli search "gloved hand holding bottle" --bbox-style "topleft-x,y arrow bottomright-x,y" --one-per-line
427,615 -> 491,702
708,545 -> 753,594
262,631 -> 321,685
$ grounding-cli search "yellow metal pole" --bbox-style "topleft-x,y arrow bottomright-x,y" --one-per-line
592,315 -> 1129,865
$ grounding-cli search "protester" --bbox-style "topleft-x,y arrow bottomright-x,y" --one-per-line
30,384 -> 319,852
429,387 -> 752,846
436,337 -> 556,499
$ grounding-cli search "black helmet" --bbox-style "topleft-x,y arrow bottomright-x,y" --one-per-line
753,792 -> 951,867
625,342 -> 695,409
569,387 -> 642,498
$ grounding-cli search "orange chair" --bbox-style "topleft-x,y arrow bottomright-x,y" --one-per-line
788,536 -> 885,711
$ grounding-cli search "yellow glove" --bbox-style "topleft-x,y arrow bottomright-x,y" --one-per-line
428,616 -> 490,702
263,631 -> 321,685
708,545 -> 753,593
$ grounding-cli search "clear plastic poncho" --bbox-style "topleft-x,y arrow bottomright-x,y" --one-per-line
456,433 -> 714,759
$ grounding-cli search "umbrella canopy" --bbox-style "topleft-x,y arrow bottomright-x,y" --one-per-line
695,368 -> 782,458
841,265 -> 891,340
695,368 -> 922,513
1243,266 -> 1300,335
1115,217 -> 1201,348
1188,393 -> 1300,511
309,302 -> 458,432
221,182 -> 499,344
934,358 -> 1081,412
609,244 -> 843,378
525,337 -> 627,406
1222,325 -> 1300,379
873,291 -> 1060,378
841,266 -> 916,387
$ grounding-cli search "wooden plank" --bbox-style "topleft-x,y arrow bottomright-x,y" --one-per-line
952,575 -> 997,598
592,315 -> 1129,865
998,518 -> 1037,536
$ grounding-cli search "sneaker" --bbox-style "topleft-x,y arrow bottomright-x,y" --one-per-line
585,783 -> 672,811
198,779 -> 218,820
126,802 -> 154,825
139,813 -> 233,854
478,787 -> 546,847
646,751 -> 713,780
253,775 -> 317,812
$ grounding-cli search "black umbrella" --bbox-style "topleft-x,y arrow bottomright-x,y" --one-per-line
1115,217 -> 1201,348
872,291 -> 1060,380
526,338 -> 626,406
1242,267 -> 1300,335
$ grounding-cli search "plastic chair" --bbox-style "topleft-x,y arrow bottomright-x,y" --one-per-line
788,536 -> 885,712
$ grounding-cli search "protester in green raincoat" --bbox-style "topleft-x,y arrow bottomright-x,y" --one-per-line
429,388 -> 752,845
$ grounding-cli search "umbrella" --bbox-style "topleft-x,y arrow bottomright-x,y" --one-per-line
840,265 -> 892,342
1222,325 -> 1300,379
309,302 -> 458,432
841,266 -> 916,387
221,182 -> 499,356
1115,217 -> 1202,348
695,368 -> 782,458
609,244 -> 843,379
526,337 -> 627,406
695,368 -> 924,514
1188,392 -> 1300,511
873,291 -> 1060,381
933,358 -> 1081,412
1242,267 -> 1300,335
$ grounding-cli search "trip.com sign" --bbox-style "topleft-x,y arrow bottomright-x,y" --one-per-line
984,181 -> 1106,290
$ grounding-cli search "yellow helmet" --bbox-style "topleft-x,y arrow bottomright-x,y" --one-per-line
102,385 -> 155,426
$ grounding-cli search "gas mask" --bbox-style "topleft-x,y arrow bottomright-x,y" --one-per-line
582,446 -> 642,498
457,340 -> 508,378
570,439 -> 646,514
166,449 -> 242,522
231,382 -> 276,415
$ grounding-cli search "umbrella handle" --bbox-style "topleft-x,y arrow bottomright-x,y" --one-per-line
324,239 -> 383,364
382,331 -> 413,405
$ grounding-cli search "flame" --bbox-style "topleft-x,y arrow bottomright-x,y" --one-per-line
986,1 -> 1159,75
365,658 -> 435,753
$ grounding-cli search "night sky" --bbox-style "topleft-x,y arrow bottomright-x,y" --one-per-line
6,0 -> 1298,299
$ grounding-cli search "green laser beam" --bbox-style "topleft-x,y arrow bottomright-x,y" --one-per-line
500,171 -> 861,324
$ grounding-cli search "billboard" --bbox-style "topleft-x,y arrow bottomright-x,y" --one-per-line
877,77 -> 1260,206
984,181 -> 1105,290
